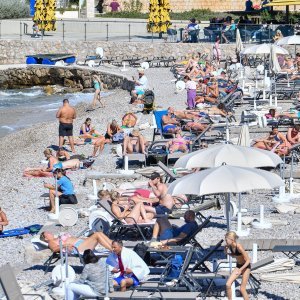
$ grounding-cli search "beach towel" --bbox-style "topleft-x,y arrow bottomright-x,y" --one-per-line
0,224 -> 42,238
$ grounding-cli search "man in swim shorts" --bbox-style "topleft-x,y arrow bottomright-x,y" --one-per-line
0,207 -> 8,234
162,109 -> 181,134
56,99 -> 77,153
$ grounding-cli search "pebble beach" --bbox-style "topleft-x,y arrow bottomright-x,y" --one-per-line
0,66 -> 300,299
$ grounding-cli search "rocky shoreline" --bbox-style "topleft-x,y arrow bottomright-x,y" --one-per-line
0,65 -> 135,91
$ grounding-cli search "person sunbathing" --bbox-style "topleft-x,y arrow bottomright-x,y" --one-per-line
123,129 -> 146,155
191,103 -> 229,118
287,125 -> 300,145
79,118 -> 102,140
167,107 -> 197,121
109,192 -> 154,224
162,110 -> 181,134
182,119 -> 208,133
167,132 -> 190,153
204,78 -> 219,103
56,147 -> 71,161
0,207 -> 8,234
151,210 -> 198,244
23,149 -> 58,177
122,112 -> 137,128
40,231 -> 113,253
253,126 -> 290,155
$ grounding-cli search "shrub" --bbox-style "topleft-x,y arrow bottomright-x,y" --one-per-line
123,0 -> 143,13
0,0 -> 30,19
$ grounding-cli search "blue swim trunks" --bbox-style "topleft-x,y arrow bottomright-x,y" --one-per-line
163,124 -> 177,133
297,111 -> 300,118
114,274 -> 139,286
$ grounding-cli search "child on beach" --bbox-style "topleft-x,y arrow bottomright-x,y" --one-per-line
184,75 -> 196,109
91,75 -> 105,109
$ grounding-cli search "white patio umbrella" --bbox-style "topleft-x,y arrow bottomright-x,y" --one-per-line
236,28 -> 244,54
174,144 -> 282,169
168,165 -> 284,230
237,124 -> 250,147
276,35 -> 300,47
276,35 -> 300,55
241,43 -> 289,55
270,44 -> 282,74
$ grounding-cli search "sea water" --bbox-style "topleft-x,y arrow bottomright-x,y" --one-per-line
0,87 -> 111,138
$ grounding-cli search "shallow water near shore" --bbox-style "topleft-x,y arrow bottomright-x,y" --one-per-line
0,87 -> 111,138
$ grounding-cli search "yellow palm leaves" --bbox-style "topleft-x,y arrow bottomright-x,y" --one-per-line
33,0 -> 56,32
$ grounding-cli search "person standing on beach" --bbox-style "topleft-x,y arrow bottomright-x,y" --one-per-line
56,99 -> 76,153
0,207 -> 9,234
92,75 -> 104,109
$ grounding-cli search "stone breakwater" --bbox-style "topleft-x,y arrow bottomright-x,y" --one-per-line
0,40 -> 238,65
0,65 -> 135,91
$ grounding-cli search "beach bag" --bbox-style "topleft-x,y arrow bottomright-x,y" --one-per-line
133,242 -> 151,265
167,254 -> 183,279
112,132 -> 124,142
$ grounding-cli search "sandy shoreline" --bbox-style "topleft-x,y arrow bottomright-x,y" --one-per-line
0,66 -> 299,299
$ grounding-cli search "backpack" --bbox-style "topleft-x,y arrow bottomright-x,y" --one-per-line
167,254 -> 183,279
133,242 -> 151,265
144,90 -> 155,105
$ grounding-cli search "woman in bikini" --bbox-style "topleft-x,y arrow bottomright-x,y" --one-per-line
253,126 -> 290,155
224,231 -> 251,300
91,75 -> 104,108
23,149 -> 58,177
79,118 -> 108,157
109,191 -> 154,224
167,131 -> 190,153
40,231 -> 113,253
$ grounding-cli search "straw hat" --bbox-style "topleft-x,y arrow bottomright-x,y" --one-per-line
131,128 -> 140,137
137,68 -> 145,74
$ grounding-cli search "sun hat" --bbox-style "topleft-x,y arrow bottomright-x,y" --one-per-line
137,68 -> 145,74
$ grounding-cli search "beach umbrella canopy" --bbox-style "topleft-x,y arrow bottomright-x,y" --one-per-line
168,165 -> 284,196
237,125 -> 251,147
276,35 -> 300,46
236,29 -> 244,53
174,144 -> 282,169
270,44 -> 282,73
241,44 -> 289,55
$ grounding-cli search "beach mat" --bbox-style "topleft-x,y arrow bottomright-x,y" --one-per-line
0,224 -> 42,238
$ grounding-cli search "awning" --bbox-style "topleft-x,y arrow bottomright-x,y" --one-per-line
264,0 -> 300,6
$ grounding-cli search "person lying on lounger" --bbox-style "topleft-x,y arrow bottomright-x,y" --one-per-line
167,131 -> 190,153
122,128 -> 147,155
151,210 -> 198,245
253,126 -> 290,155
109,191 -> 154,224
23,149 -> 58,177
40,230 -> 113,253
162,110 -> 181,134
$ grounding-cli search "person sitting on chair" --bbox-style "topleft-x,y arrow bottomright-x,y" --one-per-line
131,68 -> 148,99
40,231 -> 113,253
43,168 -> 78,213
122,128 -> 147,155
108,240 -> 150,292
152,210 -> 198,245
287,125 -> 300,145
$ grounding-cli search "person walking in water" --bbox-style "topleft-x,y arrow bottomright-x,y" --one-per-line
56,99 -> 76,153
92,75 -> 104,109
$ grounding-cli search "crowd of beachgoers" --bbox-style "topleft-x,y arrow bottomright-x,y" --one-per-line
0,49 -> 300,299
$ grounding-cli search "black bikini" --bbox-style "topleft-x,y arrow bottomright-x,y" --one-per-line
229,245 -> 251,269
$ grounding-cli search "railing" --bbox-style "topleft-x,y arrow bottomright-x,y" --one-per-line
0,19 -> 299,43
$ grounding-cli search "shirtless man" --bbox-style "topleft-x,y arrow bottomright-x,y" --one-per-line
144,172 -> 174,215
40,231 -> 113,253
167,107 -> 198,121
162,109 -> 181,134
0,207 -> 8,234
56,99 -> 76,153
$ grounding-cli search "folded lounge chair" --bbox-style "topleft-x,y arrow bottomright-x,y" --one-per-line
0,263 -> 45,299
